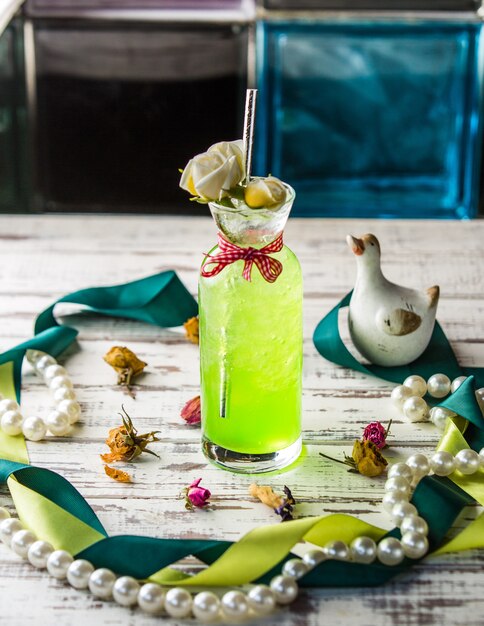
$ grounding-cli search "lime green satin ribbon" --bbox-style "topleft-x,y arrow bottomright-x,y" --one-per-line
1,278 -> 484,591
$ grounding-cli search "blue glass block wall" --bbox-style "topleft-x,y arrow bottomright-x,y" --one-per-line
255,20 -> 483,218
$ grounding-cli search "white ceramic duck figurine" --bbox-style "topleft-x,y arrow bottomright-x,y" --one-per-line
347,233 -> 439,367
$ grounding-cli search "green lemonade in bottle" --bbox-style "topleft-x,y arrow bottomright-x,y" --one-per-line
199,183 -> 303,472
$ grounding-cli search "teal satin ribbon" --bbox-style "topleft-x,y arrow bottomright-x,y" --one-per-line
0,277 -> 483,589
0,270 -> 198,401
313,292 -> 484,387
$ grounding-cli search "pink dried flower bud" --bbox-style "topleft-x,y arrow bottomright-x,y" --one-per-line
181,396 -> 201,425
362,421 -> 387,449
185,478 -> 211,509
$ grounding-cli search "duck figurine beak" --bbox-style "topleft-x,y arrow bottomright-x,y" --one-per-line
346,235 -> 365,256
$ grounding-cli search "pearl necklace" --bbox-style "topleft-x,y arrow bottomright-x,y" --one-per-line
1,445 -> 483,621
390,373 -> 484,429
0,351 -> 80,440
1,362 -> 483,622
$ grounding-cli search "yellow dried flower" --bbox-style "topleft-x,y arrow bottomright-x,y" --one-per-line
103,346 -> 147,388
100,406 -> 160,463
320,440 -> 388,478
351,440 -> 388,477
183,317 -> 199,344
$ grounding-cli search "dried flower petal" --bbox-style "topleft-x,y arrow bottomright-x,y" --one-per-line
181,396 -> 201,425
249,484 -> 284,509
100,406 -> 160,463
362,421 -> 391,449
104,465 -> 131,482
103,346 -> 147,388
183,317 -> 199,344
184,478 -> 211,510
249,484 -> 296,522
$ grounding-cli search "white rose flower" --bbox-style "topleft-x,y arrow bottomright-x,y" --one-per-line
180,140 -> 245,201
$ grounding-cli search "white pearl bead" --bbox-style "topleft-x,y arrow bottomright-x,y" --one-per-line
247,585 -> 276,615
43,364 -> 67,383
113,576 -> 140,607
382,491 -> 408,513
138,583 -> 165,615
391,385 -> 413,409
270,575 -> 298,605
403,375 -> 427,397
50,375 -> 73,391
282,558 -> 308,579
427,374 -> 451,398
22,416 -> 47,441
430,451 -> 456,476
401,515 -> 429,537
0,507 -> 10,521
67,559 -> 94,589
479,447 -> 484,468
401,531 -> 429,559
0,518 -> 23,546
403,396 -> 429,422
53,387 -> 76,402
164,587 -> 193,618
387,463 -> 413,482
377,537 -> 405,566
385,476 -> 411,497
324,540 -> 350,560
192,591 -> 221,623
451,376 -> 467,393
56,399 -> 81,424
476,388 -> 484,412
221,590 -> 249,619
302,548 -> 327,569
35,355 -> 56,372
429,407 -> 455,431
45,411 -> 70,436
88,568 -> 116,599
46,550 -> 74,579
406,453 -> 430,478
455,449 -> 480,475
1,410 -> 24,436
28,540 -> 54,568
11,529 -> 36,558
26,349 -> 44,365
391,501 -> 417,525
350,536 -> 377,564
0,398 -> 19,416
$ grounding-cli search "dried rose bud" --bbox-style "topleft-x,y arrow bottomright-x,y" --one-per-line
103,346 -> 147,391
351,440 -> 388,477
183,317 -> 199,344
100,406 -> 160,463
181,396 -> 201,425
320,440 -> 388,478
362,421 -> 388,449
184,478 -> 211,510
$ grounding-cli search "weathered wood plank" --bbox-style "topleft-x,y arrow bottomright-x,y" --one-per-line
0,215 -> 483,626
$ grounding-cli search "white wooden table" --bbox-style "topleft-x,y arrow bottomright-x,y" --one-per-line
0,215 -> 483,626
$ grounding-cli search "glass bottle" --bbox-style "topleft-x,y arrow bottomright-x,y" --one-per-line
199,183 -> 302,473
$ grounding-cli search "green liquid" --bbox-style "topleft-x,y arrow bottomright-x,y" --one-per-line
199,244 -> 303,455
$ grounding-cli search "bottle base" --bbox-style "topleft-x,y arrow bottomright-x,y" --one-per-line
201,436 -> 302,474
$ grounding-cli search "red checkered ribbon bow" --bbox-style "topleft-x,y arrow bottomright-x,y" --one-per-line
201,232 -> 284,283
